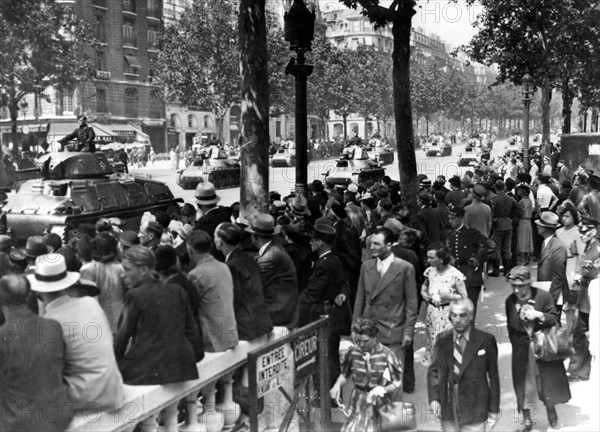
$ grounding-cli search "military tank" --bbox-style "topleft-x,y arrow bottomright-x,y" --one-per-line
367,138 -> 394,166
323,145 -> 385,187
176,145 -> 240,190
0,151 -> 182,245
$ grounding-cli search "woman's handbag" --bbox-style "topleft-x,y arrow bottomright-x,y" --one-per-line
378,400 -> 417,431
533,324 -> 573,362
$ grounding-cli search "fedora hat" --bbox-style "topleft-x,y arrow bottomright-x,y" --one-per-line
27,254 -> 81,293
24,236 -> 51,259
535,211 -> 561,229
195,182 -> 221,205
383,218 -> 404,236
244,213 -> 281,237
291,194 -> 311,216
418,191 -> 434,205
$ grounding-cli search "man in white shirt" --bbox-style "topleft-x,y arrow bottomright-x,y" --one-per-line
536,173 -> 558,212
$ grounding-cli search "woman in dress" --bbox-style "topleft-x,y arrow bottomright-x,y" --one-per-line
329,318 -> 403,432
505,266 -> 571,431
556,201 -> 585,332
421,243 -> 467,366
516,184 -> 534,265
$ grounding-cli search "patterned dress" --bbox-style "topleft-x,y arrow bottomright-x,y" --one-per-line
423,265 -> 466,364
517,197 -> 534,254
340,343 -> 403,432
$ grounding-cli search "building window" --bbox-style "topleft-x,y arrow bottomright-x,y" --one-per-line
94,10 -> 106,42
123,0 -> 136,13
188,114 -> 198,128
123,19 -> 136,47
62,89 -> 74,113
96,88 -> 108,113
352,20 -> 360,32
95,51 -> 104,70
124,55 -> 141,75
147,0 -> 160,18
147,25 -> 160,50
149,90 -> 162,118
203,115 -> 212,129
124,88 -> 138,117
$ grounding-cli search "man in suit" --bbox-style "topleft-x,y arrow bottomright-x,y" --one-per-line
214,222 -> 273,341
428,298 -> 500,431
417,191 -> 445,243
247,213 -> 298,329
534,211 -> 569,314
1,274 -> 73,432
194,182 -> 231,260
299,224 -> 349,385
446,204 -> 489,320
354,226 -> 418,363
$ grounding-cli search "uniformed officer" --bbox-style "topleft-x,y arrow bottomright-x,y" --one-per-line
446,204 -> 489,320
58,115 -> 96,152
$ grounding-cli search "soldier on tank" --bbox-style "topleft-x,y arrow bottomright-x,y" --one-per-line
58,115 -> 96,152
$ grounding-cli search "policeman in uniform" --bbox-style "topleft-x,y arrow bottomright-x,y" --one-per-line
446,203 -> 489,320
567,215 -> 600,381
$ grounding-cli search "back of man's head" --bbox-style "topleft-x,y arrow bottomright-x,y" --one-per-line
187,230 -> 213,254
215,223 -> 243,247
0,274 -> 30,308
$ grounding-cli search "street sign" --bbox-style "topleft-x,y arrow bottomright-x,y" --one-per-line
256,342 -> 294,398
293,330 -> 319,381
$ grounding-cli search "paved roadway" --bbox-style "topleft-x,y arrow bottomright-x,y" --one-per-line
136,140 -> 510,206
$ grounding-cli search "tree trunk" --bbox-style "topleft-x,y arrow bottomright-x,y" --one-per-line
561,79 -> 572,134
238,0 -> 270,222
342,113 -> 347,141
425,117 -> 429,135
541,78 -> 552,162
592,108 -> 599,133
391,4 -> 418,223
9,92 -> 19,153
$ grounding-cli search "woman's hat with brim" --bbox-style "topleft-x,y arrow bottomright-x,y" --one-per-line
195,182 -> 221,205
535,211 -> 561,229
506,266 -> 532,285
244,213 -> 282,237
27,253 -> 81,293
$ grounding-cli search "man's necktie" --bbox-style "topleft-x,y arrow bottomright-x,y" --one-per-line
453,334 -> 463,378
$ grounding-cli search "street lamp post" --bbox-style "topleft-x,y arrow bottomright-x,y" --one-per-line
521,72 -> 533,172
284,0 -> 314,197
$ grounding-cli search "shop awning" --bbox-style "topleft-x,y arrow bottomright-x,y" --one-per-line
124,55 -> 141,68
1,123 -> 49,134
96,123 -> 149,142
47,122 -> 78,139
89,123 -> 114,142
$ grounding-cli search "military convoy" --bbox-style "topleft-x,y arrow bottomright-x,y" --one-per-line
323,145 -> 385,187
366,138 -> 394,165
0,151 -> 181,245
176,145 -> 241,190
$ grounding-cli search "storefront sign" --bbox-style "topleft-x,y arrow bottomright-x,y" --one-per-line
256,343 -> 293,398
293,330 -> 319,381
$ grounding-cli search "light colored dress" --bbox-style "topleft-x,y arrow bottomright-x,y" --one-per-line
340,343 -> 403,432
517,197 -> 534,254
423,265 -> 466,364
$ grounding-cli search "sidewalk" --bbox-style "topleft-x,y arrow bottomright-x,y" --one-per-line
333,266 -> 599,432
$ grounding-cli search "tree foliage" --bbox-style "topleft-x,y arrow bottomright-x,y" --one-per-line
154,1 -> 240,138
0,0 -> 95,147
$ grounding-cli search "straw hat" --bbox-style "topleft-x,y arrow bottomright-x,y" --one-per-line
27,254 -> 81,293
195,182 -> 221,205
244,213 -> 282,237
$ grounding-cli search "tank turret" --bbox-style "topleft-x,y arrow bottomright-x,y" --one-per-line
0,152 -> 182,244
177,145 -> 240,190
323,145 -> 385,187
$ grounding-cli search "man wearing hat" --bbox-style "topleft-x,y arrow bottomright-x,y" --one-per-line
58,114 -> 96,152
444,176 -> 466,210
578,174 -> 600,221
0,274 -> 74,431
567,216 -> 600,381
417,191 -> 444,243
28,254 -> 124,411
194,182 -> 231,260
299,224 -> 349,386
447,204 -> 489,320
535,211 -> 569,315
464,184 -> 492,238
246,213 -> 298,328
557,160 -> 570,184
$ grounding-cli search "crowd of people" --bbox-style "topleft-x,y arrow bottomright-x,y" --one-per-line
1,156 -> 599,431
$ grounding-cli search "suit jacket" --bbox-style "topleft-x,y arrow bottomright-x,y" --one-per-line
446,225 -> 488,288
427,328 -> 500,425
188,256 -> 239,352
417,206 -> 445,243
256,241 -> 298,327
115,277 -> 204,384
1,309 -> 73,432
353,256 -> 418,344
391,244 -> 423,287
226,248 -> 274,341
194,206 -> 231,260
298,251 -> 349,330
537,235 -> 569,304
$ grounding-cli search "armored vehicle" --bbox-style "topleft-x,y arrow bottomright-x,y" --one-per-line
323,145 -> 385,187
0,152 -> 182,245
367,139 -> 394,165
458,147 -> 480,167
176,146 -> 240,190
